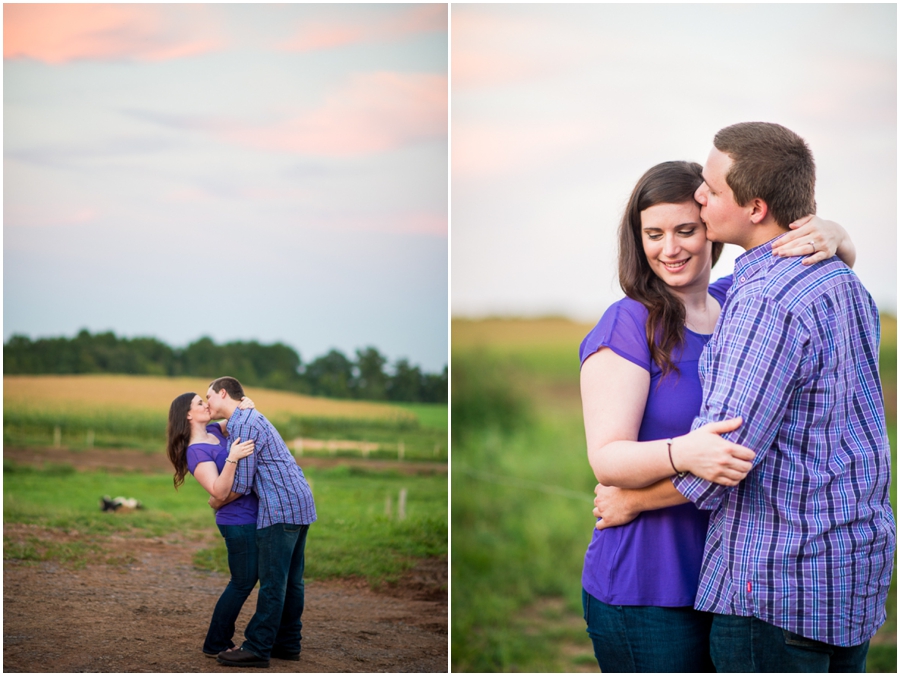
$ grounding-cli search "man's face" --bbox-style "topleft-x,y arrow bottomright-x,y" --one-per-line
694,148 -> 752,248
206,386 -> 222,418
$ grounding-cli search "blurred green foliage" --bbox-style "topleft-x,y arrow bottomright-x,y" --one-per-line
451,316 -> 897,672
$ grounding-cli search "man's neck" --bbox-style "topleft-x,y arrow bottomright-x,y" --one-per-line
218,401 -> 239,422
740,222 -> 788,251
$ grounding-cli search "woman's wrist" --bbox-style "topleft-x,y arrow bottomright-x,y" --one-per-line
668,434 -> 690,476
666,438 -> 683,476
225,457 -> 238,464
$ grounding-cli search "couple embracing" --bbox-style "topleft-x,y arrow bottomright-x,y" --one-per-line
166,376 -> 316,669
580,122 -> 894,672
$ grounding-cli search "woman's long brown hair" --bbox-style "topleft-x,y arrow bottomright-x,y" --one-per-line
166,392 -> 196,489
617,161 -> 723,378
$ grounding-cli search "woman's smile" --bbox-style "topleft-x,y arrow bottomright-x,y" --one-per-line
660,257 -> 691,272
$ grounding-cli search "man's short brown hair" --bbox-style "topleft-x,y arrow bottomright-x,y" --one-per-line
209,376 -> 245,401
714,122 -> 816,228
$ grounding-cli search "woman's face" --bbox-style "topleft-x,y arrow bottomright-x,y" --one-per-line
639,200 -> 713,293
186,395 -> 211,425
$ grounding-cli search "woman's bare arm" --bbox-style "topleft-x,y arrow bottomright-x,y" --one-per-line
592,480 -> 688,530
192,438 -> 254,501
582,348 -> 755,488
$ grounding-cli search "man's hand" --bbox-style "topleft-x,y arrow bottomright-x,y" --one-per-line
674,418 -> 754,486
593,483 -> 640,530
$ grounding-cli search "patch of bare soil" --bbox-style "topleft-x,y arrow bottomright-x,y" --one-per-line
3,525 -> 448,673
4,446 -> 447,476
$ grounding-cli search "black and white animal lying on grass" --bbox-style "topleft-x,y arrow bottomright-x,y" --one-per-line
100,495 -> 144,512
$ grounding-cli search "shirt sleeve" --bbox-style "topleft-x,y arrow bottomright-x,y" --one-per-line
230,414 -> 261,495
708,275 -> 734,306
186,445 -> 214,475
580,301 -> 651,371
673,293 -> 810,509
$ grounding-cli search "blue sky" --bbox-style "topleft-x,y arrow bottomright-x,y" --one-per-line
4,4 -> 449,372
451,4 -> 896,320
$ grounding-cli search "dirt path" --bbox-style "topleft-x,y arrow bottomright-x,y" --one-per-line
4,525 -> 447,673
4,446 -> 447,476
3,448 -> 448,672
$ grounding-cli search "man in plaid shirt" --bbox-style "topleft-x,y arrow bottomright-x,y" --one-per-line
673,122 -> 894,671
206,376 -> 316,668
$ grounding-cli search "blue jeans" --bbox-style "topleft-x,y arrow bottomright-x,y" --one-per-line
242,523 -> 310,660
203,523 -> 259,654
710,614 -> 870,672
582,589 -> 715,672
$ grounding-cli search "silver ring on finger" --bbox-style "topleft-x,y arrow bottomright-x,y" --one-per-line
809,240 -> 816,254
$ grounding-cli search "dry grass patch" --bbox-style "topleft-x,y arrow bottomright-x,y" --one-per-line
452,317 -> 594,351
4,374 -> 415,423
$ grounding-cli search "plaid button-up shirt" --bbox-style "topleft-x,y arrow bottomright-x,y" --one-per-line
229,408 -> 317,528
673,238 -> 894,647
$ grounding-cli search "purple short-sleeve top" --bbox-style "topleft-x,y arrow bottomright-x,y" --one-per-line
186,423 -> 259,526
580,276 -> 732,606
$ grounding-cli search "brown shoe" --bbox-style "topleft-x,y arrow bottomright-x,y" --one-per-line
271,647 -> 300,661
217,647 -> 270,668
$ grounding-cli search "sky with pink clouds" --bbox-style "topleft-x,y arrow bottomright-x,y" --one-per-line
451,4 -> 897,320
5,4 -> 448,371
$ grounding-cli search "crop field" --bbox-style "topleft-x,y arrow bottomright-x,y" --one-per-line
451,315 -> 897,672
4,374 -> 447,461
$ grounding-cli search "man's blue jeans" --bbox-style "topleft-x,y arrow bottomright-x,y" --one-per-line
242,523 -> 309,660
710,614 -> 870,672
582,589 -> 715,672
203,523 -> 259,654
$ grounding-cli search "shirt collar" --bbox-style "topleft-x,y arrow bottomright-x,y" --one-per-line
733,233 -> 785,285
225,406 -> 245,433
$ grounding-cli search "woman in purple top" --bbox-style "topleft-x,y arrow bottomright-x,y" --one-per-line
166,392 -> 259,658
579,161 -> 856,672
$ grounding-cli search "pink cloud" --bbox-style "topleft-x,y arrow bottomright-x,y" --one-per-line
327,211 -> 447,237
453,121 -> 590,180
218,72 -> 447,157
452,9 -> 589,90
6,202 -> 99,228
278,4 -> 446,52
4,4 -> 225,63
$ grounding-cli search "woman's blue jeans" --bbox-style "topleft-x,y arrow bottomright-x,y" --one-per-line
203,523 -> 259,655
242,523 -> 309,660
582,589 -> 715,673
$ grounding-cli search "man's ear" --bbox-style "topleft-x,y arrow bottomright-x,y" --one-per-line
748,198 -> 769,224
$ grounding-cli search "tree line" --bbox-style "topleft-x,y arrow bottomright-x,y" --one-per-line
3,330 -> 447,404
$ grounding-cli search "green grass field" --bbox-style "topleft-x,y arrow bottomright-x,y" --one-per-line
5,461 -> 447,587
451,315 -> 897,672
